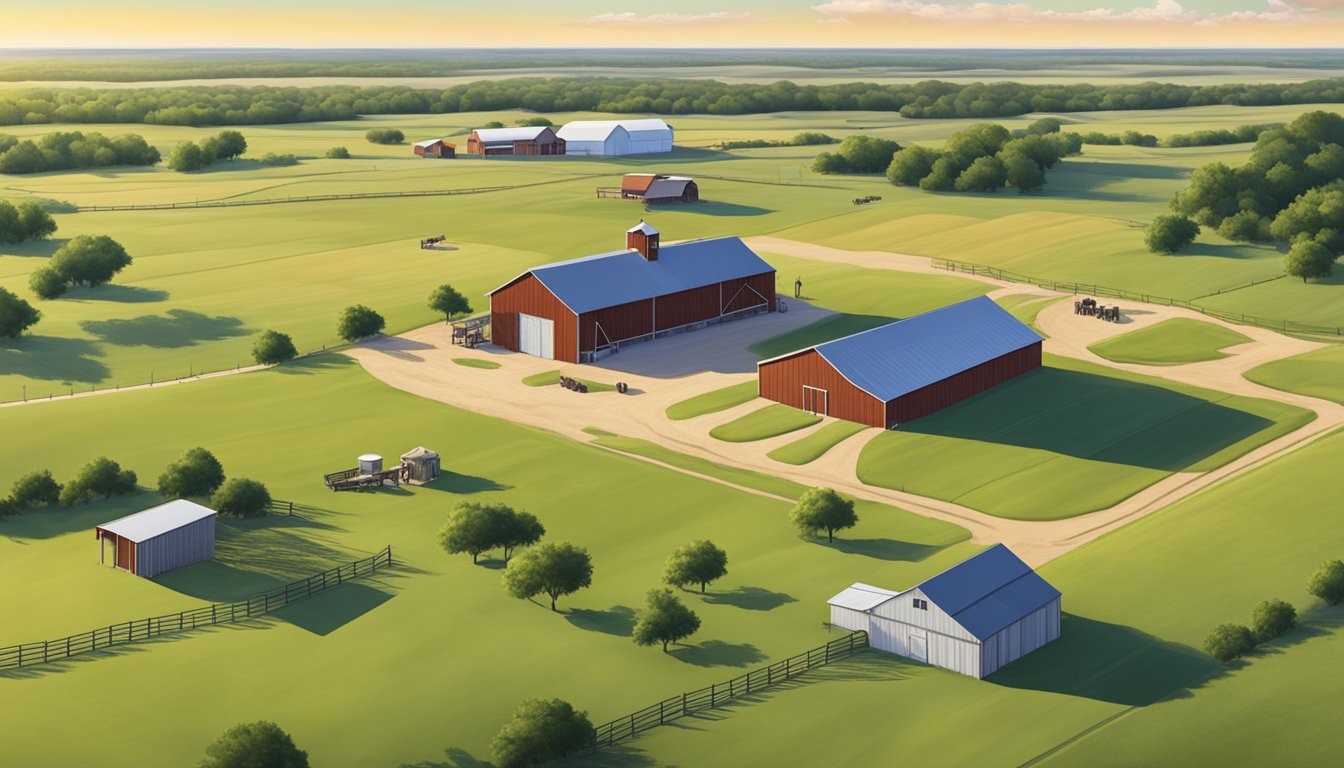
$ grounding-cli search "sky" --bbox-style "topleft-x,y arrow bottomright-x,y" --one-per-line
2,0 -> 1343,48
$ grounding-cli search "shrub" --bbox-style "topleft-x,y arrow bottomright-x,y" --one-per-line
633,588 -> 701,652
887,145 -> 939,186
810,151 -> 850,174
789,487 -> 857,542
1307,559 -> 1344,605
0,286 -> 41,338
167,140 -> 205,172
11,469 -> 61,509
157,447 -> 226,499
1203,623 -> 1256,663
256,152 -> 298,167
49,234 -> 132,288
0,497 -> 18,518
365,128 -> 405,144
1145,214 -> 1200,254
1250,599 -> 1296,640
59,457 -> 137,506
835,135 -> 901,173
28,266 -> 67,299
517,116 -> 553,127
251,329 -> 298,365
1217,210 -> 1271,242
201,721 -> 308,768
337,304 -> 385,341
325,146 -> 350,159
480,121 -> 505,130
211,478 -> 271,518
954,155 -> 1008,192
490,699 -> 593,768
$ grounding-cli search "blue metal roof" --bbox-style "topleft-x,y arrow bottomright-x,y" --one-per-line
917,544 -> 1061,641
494,237 -> 775,315
782,295 -> 1042,403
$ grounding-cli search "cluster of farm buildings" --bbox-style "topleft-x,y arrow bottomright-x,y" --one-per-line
413,118 -> 675,159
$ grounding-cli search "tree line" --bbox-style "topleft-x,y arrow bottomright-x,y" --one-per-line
167,130 -> 247,172
0,130 -> 159,174
4,77 -> 1344,127
1070,122 -> 1279,149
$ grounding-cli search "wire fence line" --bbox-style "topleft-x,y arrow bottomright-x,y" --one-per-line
0,546 -> 393,671
932,258 -> 1344,337
583,631 -> 869,755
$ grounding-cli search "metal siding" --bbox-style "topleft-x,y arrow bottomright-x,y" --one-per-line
866,613 -> 982,677
654,285 -> 720,331
720,272 -> 776,314
830,606 -> 869,632
136,516 -> 215,578
490,274 -> 579,364
579,299 -> 654,352
870,588 -> 978,642
758,349 -> 887,428
981,597 -> 1061,678
889,342 -> 1042,425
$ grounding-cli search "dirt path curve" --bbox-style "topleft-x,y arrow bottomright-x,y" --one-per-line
349,239 -> 1340,568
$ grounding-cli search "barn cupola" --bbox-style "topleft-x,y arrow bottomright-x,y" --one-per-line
627,220 -> 660,261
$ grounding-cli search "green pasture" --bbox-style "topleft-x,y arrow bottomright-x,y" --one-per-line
452,357 -> 500,370
608,419 -> 1344,768
1089,318 -> 1253,366
994,293 -> 1060,332
710,404 -> 822,443
521,369 -> 615,392
1245,345 -> 1344,405
0,356 -> 975,768
767,421 -> 870,466
665,381 -> 759,421
856,355 -> 1313,520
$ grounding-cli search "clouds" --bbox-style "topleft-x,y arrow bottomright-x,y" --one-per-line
583,11 -> 751,25
810,0 -> 1308,24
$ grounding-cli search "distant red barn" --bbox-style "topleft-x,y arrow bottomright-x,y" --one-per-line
413,139 -> 456,158
466,126 -> 565,156
489,222 -> 776,363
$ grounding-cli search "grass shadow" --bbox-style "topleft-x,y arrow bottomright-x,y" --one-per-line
63,284 -> 169,303
0,237 -> 67,258
671,640 -> 766,668
990,613 -> 1222,706
398,747 -> 491,768
900,366 -> 1274,471
748,313 -> 895,360
274,353 -> 356,375
431,472 -> 510,494
0,620 -> 268,680
566,605 -> 637,636
826,539 -> 947,562
0,335 -> 108,384
80,309 -> 248,348
665,201 -> 773,216
0,492 -> 150,541
701,586 -> 797,612
272,580 -> 395,635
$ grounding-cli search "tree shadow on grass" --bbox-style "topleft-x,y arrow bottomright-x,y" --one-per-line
701,586 -> 797,612
80,309 -> 248,348
899,366 -> 1274,471
660,201 -> 773,217
0,335 -> 108,384
671,640 -> 766,668
399,747 -> 491,768
63,284 -> 169,303
827,539 -> 947,562
0,238 -> 67,258
272,580 -> 395,635
989,613 -> 1223,706
429,472 -> 511,494
273,353 -> 355,375
566,605 -> 637,636
0,492 -> 150,541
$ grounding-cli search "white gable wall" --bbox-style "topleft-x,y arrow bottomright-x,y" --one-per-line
870,588 -> 977,642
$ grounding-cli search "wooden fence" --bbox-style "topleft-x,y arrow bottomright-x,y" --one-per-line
933,258 -> 1344,337
0,546 -> 393,671
585,630 -> 868,753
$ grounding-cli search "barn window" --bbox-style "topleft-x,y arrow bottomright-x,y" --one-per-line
913,598 -> 928,610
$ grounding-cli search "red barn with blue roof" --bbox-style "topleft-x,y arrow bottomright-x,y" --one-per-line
488,223 -> 776,363
757,296 -> 1043,428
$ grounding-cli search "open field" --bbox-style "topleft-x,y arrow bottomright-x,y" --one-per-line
665,381 -> 759,421
768,421 -> 869,465
606,424 -> 1344,768
1245,345 -> 1344,405
1089,318 -> 1253,366
0,356 -> 977,767
710,403 -> 822,443
856,355 -> 1313,520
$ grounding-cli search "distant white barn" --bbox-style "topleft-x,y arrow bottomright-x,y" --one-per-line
828,544 -> 1061,679
557,119 -> 674,156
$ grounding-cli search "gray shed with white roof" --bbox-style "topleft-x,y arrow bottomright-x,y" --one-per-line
557,119 -> 673,155
828,545 -> 1061,678
95,499 -> 217,578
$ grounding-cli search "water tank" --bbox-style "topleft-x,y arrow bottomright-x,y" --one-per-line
358,454 -> 383,475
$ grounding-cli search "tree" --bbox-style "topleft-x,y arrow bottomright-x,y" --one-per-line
211,478 -> 271,518
11,469 -> 61,510
810,151 -> 851,174
437,502 -> 503,563
1217,210 -> 1271,242
200,721 -> 308,768
517,116 -> 554,127
59,457 -> 137,506
325,146 -> 350,159
157,446 -> 226,499
251,330 -> 298,365
1000,145 -> 1047,192
49,235 -> 132,287
0,287 -> 41,338
1025,117 -> 1064,135
1284,238 -> 1336,283
212,130 -> 248,160
490,699 -> 593,768
1203,623 -> 1256,663
28,266 -> 66,299
835,135 -> 901,174
428,284 -> 472,321
919,156 -> 963,192
502,541 -> 593,611
364,128 -> 405,144
953,155 -> 1007,192
632,588 -> 701,652
167,140 -> 206,172
1250,599 -> 1296,641
337,304 -> 385,341
789,487 -> 857,543
663,540 -> 728,593
1307,559 -> 1344,605
497,508 -> 545,563
886,145 -> 939,187
0,497 -> 18,518
1144,215 -> 1200,255
16,201 -> 56,241
480,121 -> 505,130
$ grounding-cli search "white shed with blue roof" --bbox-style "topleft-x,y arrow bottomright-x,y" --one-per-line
828,544 -> 1061,678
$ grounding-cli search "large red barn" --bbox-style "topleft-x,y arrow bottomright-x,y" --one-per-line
758,296 -> 1043,429
489,223 -> 776,363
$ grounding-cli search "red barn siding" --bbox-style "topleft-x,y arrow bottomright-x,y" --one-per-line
489,274 -> 579,363
721,272 -> 776,313
579,299 -> 654,353
887,342 -> 1042,425
654,285 -> 720,331
758,349 -> 886,428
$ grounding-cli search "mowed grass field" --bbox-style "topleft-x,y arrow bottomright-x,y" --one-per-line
1245,345 -> 1344,405
603,425 -> 1344,768
857,355 -> 1313,520
0,356 -> 978,767
1088,318 -> 1253,366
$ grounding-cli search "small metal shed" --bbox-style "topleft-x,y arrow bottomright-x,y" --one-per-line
95,499 -> 217,578
400,447 -> 441,484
